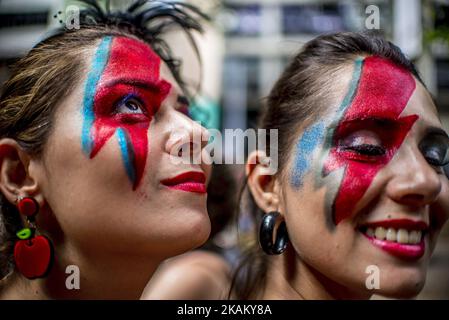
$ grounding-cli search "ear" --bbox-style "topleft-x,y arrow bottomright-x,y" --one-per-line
246,150 -> 281,214
0,138 -> 43,207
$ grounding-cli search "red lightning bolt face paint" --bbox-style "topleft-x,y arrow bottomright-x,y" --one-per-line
323,56 -> 418,225
82,36 -> 171,190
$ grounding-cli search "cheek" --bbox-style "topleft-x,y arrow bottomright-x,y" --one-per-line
284,177 -> 355,257
42,135 -> 156,252
430,180 -> 449,237
42,111 -> 139,222
44,132 -> 130,213
284,185 -> 377,291
284,185 -> 373,286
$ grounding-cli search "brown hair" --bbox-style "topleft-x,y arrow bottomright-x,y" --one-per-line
0,0 -> 206,280
230,31 -> 423,299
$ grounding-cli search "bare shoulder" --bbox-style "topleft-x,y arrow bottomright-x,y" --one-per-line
141,250 -> 231,300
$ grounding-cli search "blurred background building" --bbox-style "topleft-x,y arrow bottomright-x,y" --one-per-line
0,0 -> 448,299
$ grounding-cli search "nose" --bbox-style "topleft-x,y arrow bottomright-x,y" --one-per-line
386,145 -> 442,208
164,112 -> 210,165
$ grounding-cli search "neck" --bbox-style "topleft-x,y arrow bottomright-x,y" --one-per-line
263,247 -> 371,300
0,243 -> 162,299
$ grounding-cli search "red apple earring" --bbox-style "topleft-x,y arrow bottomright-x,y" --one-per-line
14,196 -> 53,279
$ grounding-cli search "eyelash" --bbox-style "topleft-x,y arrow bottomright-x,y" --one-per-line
340,144 -> 386,157
114,94 -> 145,114
341,143 -> 449,167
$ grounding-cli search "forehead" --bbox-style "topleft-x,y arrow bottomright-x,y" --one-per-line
88,36 -> 180,93
328,56 -> 442,129
402,79 -> 441,128
103,36 -> 160,79
340,56 -> 415,120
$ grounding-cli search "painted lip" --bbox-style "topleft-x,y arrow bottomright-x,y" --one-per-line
160,171 -> 206,194
359,219 -> 428,260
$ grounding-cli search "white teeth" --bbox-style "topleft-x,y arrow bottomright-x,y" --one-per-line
386,228 -> 397,241
397,229 -> 409,243
409,230 -> 422,244
374,227 -> 386,240
366,227 -> 423,245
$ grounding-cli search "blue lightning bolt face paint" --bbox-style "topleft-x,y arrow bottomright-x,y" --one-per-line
82,36 -> 112,155
291,121 -> 326,188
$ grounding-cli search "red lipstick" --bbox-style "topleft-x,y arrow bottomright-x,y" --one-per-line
161,171 -> 206,194
359,219 -> 428,260
364,236 -> 425,260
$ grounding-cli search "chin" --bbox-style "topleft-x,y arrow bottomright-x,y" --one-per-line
167,209 -> 211,255
186,209 -> 212,247
377,273 -> 426,299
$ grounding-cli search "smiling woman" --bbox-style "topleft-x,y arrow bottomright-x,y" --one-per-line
0,0 -> 211,299
232,32 -> 449,300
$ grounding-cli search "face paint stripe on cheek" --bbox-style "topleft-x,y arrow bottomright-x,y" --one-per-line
81,36 -> 113,154
291,121 -> 326,188
116,127 -> 136,185
323,56 -> 418,225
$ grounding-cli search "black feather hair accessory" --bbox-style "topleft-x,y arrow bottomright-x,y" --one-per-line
46,0 -> 209,98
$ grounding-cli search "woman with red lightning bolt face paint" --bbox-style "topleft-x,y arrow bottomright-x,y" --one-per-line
233,32 -> 449,300
82,36 -> 171,190
0,1 -> 213,299
321,56 -> 419,225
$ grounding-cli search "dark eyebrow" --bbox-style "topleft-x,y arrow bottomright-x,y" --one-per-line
103,78 -> 164,92
177,95 -> 190,106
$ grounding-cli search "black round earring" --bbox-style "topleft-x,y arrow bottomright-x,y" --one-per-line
259,211 -> 289,255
